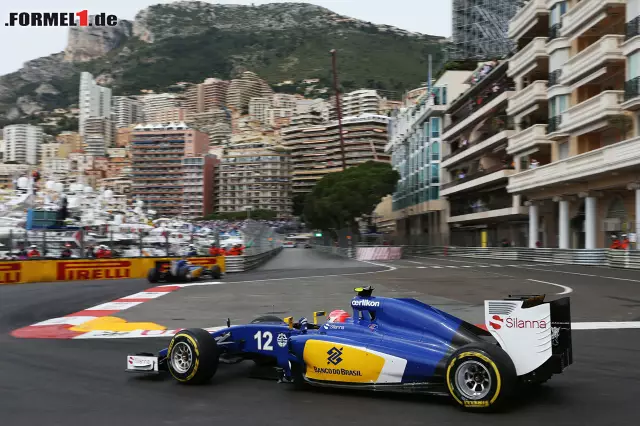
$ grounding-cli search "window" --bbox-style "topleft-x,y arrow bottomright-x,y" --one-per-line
423,122 -> 429,139
430,186 -> 439,200
550,1 -> 567,26
431,142 -> 440,161
629,51 -> 640,80
430,118 -> 441,138
558,142 -> 569,160
630,0 -> 640,20
431,163 -> 440,184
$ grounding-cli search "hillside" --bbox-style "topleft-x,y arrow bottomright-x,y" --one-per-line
0,2 -> 445,124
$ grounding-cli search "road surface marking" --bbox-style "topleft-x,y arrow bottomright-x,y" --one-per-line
405,260 -> 424,264
527,278 -> 573,295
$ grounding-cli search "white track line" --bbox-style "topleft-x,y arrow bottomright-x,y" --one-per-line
572,322 -> 640,330
527,278 -> 573,295
405,260 -> 424,264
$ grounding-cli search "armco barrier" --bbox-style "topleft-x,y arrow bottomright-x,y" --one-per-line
356,246 -> 402,261
224,247 -> 283,273
0,256 -> 225,285
396,245 -> 640,268
313,245 -> 355,258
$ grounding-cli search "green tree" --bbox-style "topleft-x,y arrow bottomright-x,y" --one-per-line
303,161 -> 399,231
292,193 -> 306,217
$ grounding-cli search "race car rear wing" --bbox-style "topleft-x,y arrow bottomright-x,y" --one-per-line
484,295 -> 572,376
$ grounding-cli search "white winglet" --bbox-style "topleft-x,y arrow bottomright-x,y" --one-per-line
484,300 -> 552,376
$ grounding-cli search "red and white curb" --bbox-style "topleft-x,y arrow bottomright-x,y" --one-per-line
11,282 -> 225,339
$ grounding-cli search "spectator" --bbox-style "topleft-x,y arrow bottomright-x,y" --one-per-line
61,248 -> 73,258
27,245 -> 41,258
86,246 -> 96,258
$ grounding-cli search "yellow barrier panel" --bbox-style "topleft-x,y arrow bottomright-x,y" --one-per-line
0,256 -> 226,285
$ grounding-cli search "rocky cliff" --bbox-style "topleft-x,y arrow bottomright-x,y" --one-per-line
64,19 -> 133,62
0,1 -> 444,124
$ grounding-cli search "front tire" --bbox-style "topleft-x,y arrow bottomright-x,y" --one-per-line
446,342 -> 516,411
210,265 -> 222,279
147,268 -> 160,283
167,329 -> 219,385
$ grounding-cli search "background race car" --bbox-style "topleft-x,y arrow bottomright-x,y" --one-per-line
147,259 -> 221,283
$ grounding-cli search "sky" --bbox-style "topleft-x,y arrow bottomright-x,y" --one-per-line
0,0 -> 452,76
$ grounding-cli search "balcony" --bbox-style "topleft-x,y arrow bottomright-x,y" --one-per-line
558,91 -> 625,135
560,35 -> 625,86
448,207 -> 528,224
561,0 -> 626,39
508,135 -> 640,193
622,77 -> 640,110
441,130 -> 514,169
508,38 -> 548,79
509,0 -> 549,41
442,91 -> 514,141
507,124 -> 551,155
626,15 -> 640,40
507,81 -> 548,117
440,166 -> 516,197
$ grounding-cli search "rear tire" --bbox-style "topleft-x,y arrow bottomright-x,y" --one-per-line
445,342 -> 516,411
167,329 -> 219,385
147,268 -> 160,283
210,265 -> 222,279
177,267 -> 190,282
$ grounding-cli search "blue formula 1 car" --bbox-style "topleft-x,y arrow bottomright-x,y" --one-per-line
147,259 -> 222,283
126,287 -> 572,410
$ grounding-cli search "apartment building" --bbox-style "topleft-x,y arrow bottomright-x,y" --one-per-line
295,98 -> 331,121
113,96 -> 144,128
506,0 -> 640,249
216,140 -> 292,217
226,71 -> 273,113
40,142 -> 61,164
182,155 -> 218,218
386,71 -> 472,245
439,60 -> 526,247
187,109 -> 232,144
79,72 -> 111,136
185,78 -> 229,114
57,131 -> 83,152
2,124 -> 43,164
0,164 -> 29,188
282,114 -> 390,195
131,123 -> 209,216
342,89 -> 382,116
140,94 -> 181,123
41,158 -> 70,182
248,97 -> 272,123
83,117 -> 113,156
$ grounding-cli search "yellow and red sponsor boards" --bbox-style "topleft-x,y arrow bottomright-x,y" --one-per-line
0,256 -> 225,285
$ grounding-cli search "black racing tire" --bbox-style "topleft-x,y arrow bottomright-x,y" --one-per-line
290,361 -> 309,390
167,329 -> 219,385
445,342 -> 516,411
177,266 -> 190,282
250,315 -> 285,324
147,268 -> 160,283
210,265 -> 222,279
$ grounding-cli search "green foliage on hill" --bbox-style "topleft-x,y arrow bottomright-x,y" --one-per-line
80,27 -> 444,99
303,161 -> 399,231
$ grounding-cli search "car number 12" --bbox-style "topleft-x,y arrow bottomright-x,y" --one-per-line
254,331 -> 273,351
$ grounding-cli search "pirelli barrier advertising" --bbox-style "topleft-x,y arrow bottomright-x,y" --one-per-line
0,256 -> 225,285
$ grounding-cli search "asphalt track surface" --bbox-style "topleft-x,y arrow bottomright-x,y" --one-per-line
2,249 -> 640,425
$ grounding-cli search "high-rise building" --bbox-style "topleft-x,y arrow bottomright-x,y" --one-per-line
113,96 -> 144,128
56,131 -> 83,152
341,89 -> 382,116
185,78 -> 230,114
182,155 -> 219,218
2,124 -> 43,164
131,122 -> 209,216
248,97 -> 272,124
226,71 -> 273,113
451,0 -> 524,60
83,117 -> 113,156
40,142 -> 61,164
140,94 -> 180,123
506,0 -> 637,249
282,114 -> 390,195
216,137 -> 292,217
386,71 -> 472,245
272,93 -> 298,109
79,72 -> 112,136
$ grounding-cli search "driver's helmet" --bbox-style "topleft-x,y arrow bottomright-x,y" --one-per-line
328,309 -> 350,323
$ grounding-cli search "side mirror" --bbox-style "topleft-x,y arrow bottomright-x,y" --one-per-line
284,316 -> 294,329
313,311 -> 326,325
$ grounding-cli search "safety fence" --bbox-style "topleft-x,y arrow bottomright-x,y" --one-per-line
397,246 -> 640,269
225,247 -> 283,273
313,245 -> 355,258
0,256 -> 225,285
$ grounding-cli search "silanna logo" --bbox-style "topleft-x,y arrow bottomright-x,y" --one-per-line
490,315 -> 548,330
327,347 -> 344,365
5,11 -> 118,27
